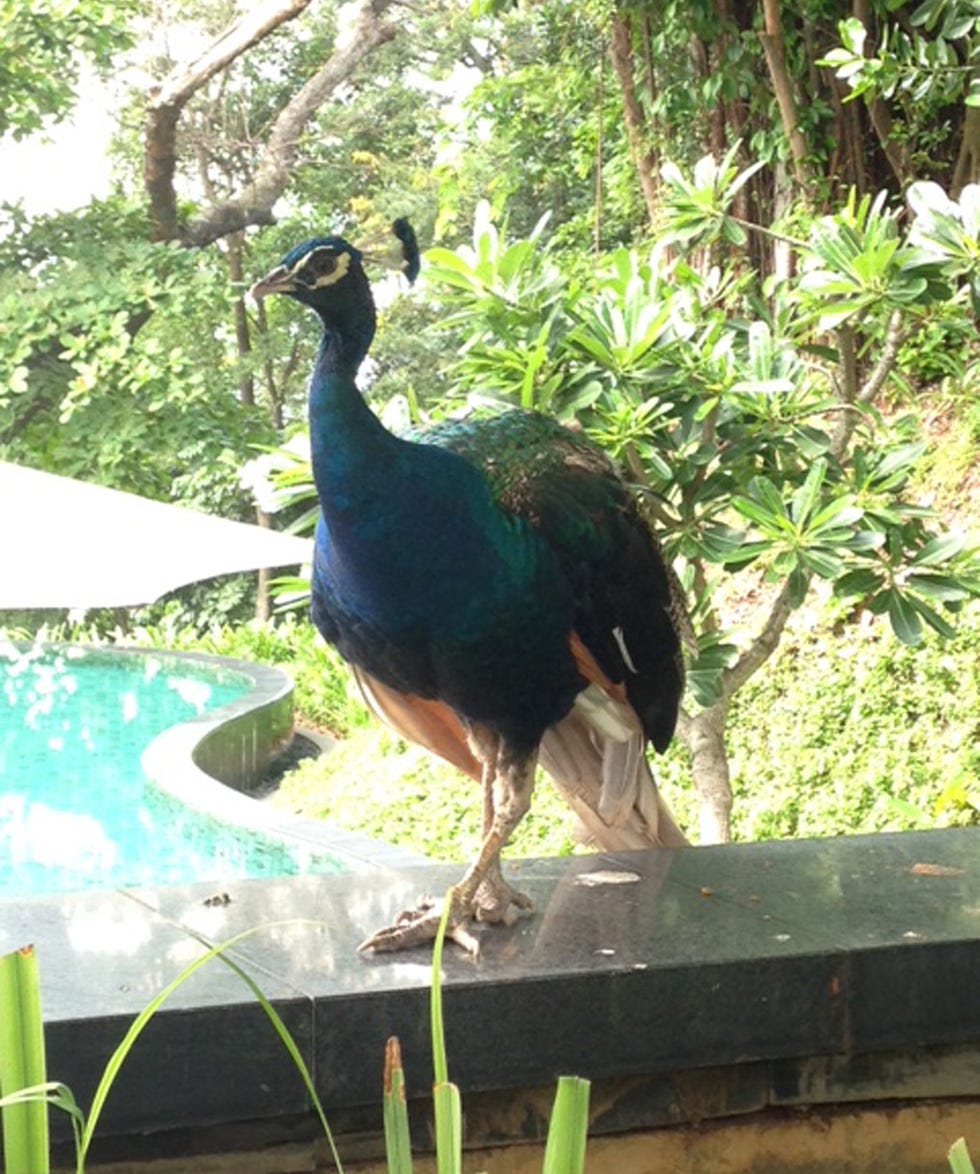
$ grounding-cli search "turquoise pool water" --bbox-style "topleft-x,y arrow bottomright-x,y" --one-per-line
0,643 -> 342,898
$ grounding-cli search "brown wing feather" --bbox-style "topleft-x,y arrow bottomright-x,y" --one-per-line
351,667 -> 482,782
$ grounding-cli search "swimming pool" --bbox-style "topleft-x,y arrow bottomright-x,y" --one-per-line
0,641 -> 347,897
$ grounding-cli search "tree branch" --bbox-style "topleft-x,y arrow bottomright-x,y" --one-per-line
183,0 -> 399,247
144,0 -> 312,241
723,577 -> 799,697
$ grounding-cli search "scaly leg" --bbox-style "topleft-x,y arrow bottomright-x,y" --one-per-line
359,730 -> 536,955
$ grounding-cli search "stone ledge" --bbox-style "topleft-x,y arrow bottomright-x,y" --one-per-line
3,827 -> 974,1168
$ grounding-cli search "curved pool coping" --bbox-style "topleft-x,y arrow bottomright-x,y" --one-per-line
38,644 -> 426,876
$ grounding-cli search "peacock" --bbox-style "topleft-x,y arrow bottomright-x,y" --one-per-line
250,219 -> 688,954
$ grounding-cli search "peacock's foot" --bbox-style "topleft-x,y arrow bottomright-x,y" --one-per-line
357,887 -> 481,956
472,865 -> 533,926
357,872 -> 533,956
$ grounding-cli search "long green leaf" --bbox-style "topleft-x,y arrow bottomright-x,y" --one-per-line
383,1037 -> 413,1174
542,1076 -> 591,1174
0,946 -> 49,1174
429,900 -> 452,1088
429,900 -> 461,1174
78,922 -> 343,1173
948,1138 -> 976,1174
433,1081 -> 462,1174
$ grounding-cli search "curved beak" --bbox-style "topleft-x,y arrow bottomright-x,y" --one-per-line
248,265 -> 295,300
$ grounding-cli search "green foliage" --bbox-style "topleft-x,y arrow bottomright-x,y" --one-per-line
435,2 -> 644,248
423,180 -> 980,713
722,601 -> 980,842
0,200 -> 273,506
0,0 -> 136,139
820,6 -> 980,109
271,726 -> 578,862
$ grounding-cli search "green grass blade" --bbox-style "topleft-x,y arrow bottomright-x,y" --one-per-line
383,1037 -> 413,1174
429,899 -> 460,1174
429,897 -> 452,1088
76,922 -> 344,1173
541,1076 -> 591,1174
0,1082 -> 86,1159
433,1081 -> 462,1174
0,946 -> 50,1174
949,1138 -> 976,1174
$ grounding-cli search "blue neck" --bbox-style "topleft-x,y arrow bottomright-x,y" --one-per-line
307,315 -> 394,521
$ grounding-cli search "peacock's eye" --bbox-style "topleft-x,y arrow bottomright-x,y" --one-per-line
294,247 -> 348,289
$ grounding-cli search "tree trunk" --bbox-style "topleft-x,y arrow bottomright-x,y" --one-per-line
682,705 -> 734,844
952,103 -> 980,196
758,0 -> 812,190
226,233 -> 255,407
254,506 -> 271,621
608,10 -> 660,227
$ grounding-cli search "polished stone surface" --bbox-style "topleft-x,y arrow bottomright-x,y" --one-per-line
4,827 -> 977,1138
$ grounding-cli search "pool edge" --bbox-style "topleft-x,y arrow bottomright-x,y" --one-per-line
134,646 -> 428,875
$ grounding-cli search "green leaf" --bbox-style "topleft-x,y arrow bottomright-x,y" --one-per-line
731,495 -> 778,528
787,564 -> 811,607
382,1038 -> 413,1174
542,1076 -> 590,1174
834,568 -> 883,597
790,459 -> 827,527
948,1137 -> 975,1174
433,1082 -> 462,1174
912,532 -> 965,566
0,947 -> 49,1174
887,589 -> 924,645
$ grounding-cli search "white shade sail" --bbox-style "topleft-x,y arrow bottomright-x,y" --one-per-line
0,461 -> 312,610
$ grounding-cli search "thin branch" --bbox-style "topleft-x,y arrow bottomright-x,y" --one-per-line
857,309 -> 906,405
722,577 -> 799,697
183,0 -> 398,247
144,0 -> 311,241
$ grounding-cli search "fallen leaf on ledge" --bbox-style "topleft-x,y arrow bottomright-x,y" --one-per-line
911,862 -> 966,878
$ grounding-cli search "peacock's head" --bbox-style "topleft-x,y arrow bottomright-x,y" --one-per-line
249,219 -> 419,310
249,235 -> 365,309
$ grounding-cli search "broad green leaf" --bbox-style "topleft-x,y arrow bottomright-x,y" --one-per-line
912,533 -> 965,566
887,589 -> 924,645
790,459 -> 827,528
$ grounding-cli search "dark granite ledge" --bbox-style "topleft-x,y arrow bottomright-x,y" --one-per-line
3,827 -> 977,1153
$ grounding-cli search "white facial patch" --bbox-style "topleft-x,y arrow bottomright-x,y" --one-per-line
291,247 -> 352,289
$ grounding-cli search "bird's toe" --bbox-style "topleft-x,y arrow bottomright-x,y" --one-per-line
472,872 -> 533,925
358,890 -> 482,956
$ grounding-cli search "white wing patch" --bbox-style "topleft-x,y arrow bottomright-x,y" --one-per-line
612,625 -> 638,674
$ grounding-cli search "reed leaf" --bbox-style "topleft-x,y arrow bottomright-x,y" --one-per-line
383,1036 -> 413,1174
541,1076 -> 590,1174
949,1138 -> 976,1174
0,946 -> 49,1174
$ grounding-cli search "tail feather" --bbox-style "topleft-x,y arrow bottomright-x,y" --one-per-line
353,663 -> 688,851
540,706 -> 688,850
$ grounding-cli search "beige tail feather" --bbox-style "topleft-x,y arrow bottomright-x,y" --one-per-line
540,709 -> 688,850
353,665 -> 688,851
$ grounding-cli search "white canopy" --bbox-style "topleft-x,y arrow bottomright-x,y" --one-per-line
0,461 -> 312,609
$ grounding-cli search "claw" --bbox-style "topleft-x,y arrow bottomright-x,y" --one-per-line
358,869 -> 532,956
357,891 -> 483,957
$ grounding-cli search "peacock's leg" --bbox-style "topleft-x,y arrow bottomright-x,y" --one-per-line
358,732 -> 536,955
